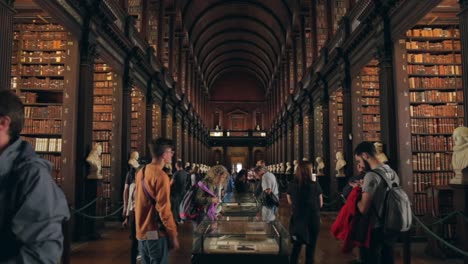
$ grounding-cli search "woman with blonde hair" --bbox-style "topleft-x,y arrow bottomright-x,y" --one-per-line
194,165 -> 229,226
287,161 -> 323,264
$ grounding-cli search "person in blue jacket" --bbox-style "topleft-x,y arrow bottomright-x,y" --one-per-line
0,90 -> 70,263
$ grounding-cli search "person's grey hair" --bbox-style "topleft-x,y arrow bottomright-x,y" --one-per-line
205,165 -> 229,182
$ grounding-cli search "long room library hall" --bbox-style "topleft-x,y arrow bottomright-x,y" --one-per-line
0,0 -> 468,263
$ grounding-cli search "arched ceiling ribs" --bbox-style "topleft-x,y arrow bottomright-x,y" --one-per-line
204,53 -> 270,80
191,15 -> 283,52
200,45 -> 274,74
195,29 -> 279,61
185,1 -> 288,38
206,59 -> 269,87
195,33 -> 277,67
209,67 -> 268,90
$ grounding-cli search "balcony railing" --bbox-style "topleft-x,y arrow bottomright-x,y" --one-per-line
209,130 -> 267,138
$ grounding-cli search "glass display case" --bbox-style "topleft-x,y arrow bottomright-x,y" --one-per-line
222,193 -> 260,216
192,219 -> 290,264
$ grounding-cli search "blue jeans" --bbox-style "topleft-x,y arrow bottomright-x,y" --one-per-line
138,237 -> 169,264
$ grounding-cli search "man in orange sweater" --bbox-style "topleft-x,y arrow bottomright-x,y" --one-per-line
135,137 -> 179,264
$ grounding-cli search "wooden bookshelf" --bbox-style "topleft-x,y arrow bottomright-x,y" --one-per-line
352,59 -> 381,146
131,87 -> 146,155
314,105 -> 324,160
405,24 -> 464,218
304,16 -> 313,67
316,0 -> 328,53
128,0 -> 142,32
332,0 -> 347,34
148,0 -> 160,54
303,114 -> 310,160
294,122 -> 300,160
152,104 -> 161,139
330,89 -> 344,155
162,15 -> 170,68
295,35 -> 303,81
11,22 -> 75,187
93,61 -> 118,213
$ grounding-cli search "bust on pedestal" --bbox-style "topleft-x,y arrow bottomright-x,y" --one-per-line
451,126 -> 468,185
374,142 -> 389,164
86,144 -> 103,180
316,157 -> 325,176
285,162 -> 293,174
335,151 -> 346,177
128,151 -> 140,169
293,160 -> 299,174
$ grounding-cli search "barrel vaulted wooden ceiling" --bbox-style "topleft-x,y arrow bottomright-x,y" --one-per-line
179,0 -> 294,98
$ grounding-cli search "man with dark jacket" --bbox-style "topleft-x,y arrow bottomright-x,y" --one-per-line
0,90 -> 70,263
171,160 -> 188,223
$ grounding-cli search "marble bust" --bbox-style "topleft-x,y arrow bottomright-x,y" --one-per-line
316,157 -> 325,176
86,144 -> 103,180
335,151 -> 346,177
128,151 -> 140,169
285,162 -> 293,174
280,162 -> 285,174
374,142 -> 389,164
293,160 -> 299,174
451,126 -> 468,184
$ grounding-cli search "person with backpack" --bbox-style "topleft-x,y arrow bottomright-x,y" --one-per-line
353,141 -> 411,264
194,165 -> 229,227
0,90 -> 70,263
134,137 -> 179,264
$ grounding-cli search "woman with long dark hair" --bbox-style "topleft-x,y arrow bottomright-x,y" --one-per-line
287,161 -> 323,264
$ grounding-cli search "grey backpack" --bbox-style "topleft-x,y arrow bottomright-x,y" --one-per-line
373,170 -> 412,232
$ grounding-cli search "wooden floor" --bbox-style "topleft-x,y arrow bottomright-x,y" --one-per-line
70,194 -> 462,264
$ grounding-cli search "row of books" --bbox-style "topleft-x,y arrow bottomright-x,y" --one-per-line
407,53 -> 461,64
14,77 -> 64,90
409,90 -> 463,103
21,92 -> 38,104
15,31 -> 68,41
406,28 -> 460,38
93,105 -> 113,113
411,135 -> 453,152
360,97 -> 379,105
93,112 -> 113,121
362,115 -> 380,123
363,123 -> 380,132
406,40 -> 461,51
101,141 -> 111,154
23,119 -> 62,134
93,121 -> 113,130
14,24 -> 65,31
361,106 -> 380,114
407,65 -> 462,75
24,106 -> 62,119
94,81 -> 115,88
411,118 -> 463,134
40,154 -> 63,185
363,132 -> 381,142
412,152 -> 452,171
412,172 -> 455,192
101,154 -> 112,167
410,104 -> 463,117
23,137 -> 63,152
408,77 -> 462,89
92,131 -> 112,141
18,51 -> 66,63
94,73 -> 113,81
413,194 -> 429,215
94,95 -> 113,105
19,65 -> 65,76
22,40 -> 66,50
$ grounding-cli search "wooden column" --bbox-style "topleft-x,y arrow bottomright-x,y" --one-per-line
295,108 -> 304,161
183,117 -> 189,163
300,16 -> 307,75
0,0 -> 14,91
145,80 -> 154,157
121,61 -> 133,188
288,113 -> 294,163
172,106 -> 178,161
283,122 -> 288,167
340,55 -> 353,177
156,0 -> 165,59
161,95 -> 169,138
310,0 -> 318,62
320,80 -> 332,197
307,94 -> 315,161
459,0 -> 468,126
375,15 -> 398,170
75,11 -> 97,240
168,12 -> 175,75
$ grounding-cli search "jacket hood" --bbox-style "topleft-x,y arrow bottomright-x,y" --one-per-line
0,139 -> 52,177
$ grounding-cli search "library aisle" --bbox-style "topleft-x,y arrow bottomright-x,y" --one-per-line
69,196 -> 462,264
